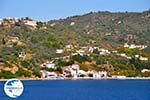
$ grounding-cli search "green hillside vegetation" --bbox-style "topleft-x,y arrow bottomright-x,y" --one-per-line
0,11 -> 150,78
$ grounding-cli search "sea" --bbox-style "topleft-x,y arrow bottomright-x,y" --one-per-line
0,80 -> 150,100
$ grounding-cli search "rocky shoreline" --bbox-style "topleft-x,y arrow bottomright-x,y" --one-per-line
0,77 -> 150,81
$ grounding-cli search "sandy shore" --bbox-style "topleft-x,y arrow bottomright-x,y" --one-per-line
0,77 -> 150,81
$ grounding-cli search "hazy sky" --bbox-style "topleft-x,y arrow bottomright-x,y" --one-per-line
0,0 -> 149,21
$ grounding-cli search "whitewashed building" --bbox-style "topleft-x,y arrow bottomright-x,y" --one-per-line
141,69 -> 150,73
24,20 -> 37,28
139,56 -> 148,61
56,49 -> 64,54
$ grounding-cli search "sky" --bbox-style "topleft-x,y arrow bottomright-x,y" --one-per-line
0,0 -> 149,21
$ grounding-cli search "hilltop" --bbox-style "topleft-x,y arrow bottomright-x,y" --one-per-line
0,10 -> 150,79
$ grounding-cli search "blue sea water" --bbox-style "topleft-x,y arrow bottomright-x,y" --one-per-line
0,80 -> 150,100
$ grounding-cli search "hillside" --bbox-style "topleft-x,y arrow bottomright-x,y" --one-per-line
0,10 -> 150,78
48,11 -> 150,45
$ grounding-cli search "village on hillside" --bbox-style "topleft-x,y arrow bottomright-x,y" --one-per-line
0,13 -> 150,79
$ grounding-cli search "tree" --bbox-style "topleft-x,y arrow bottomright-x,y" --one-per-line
72,54 -> 91,63
15,68 -> 31,77
0,71 -> 15,79
32,69 -> 41,78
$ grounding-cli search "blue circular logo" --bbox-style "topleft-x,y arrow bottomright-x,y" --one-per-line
4,79 -> 24,98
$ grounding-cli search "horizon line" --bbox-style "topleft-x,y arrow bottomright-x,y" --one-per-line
1,9 -> 149,22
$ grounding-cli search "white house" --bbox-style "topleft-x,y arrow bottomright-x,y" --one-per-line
71,53 -> 78,56
93,47 -> 100,51
105,32 -> 112,36
70,64 -> 80,78
24,20 -> 37,28
78,70 -> 87,76
124,43 -> 129,48
76,50 -> 85,56
125,43 -> 148,50
50,23 -> 56,27
88,47 -> 94,53
44,63 -> 55,69
100,52 -> 106,55
87,71 -> 107,79
139,56 -> 148,61
40,70 -> 47,78
65,45 -> 73,51
7,36 -> 19,43
120,53 -> 127,57
56,49 -> 64,54
118,21 -> 122,24
18,51 -> 26,60
99,71 -> 107,77
0,19 -> 2,25
46,72 -> 58,78
99,48 -> 110,55
93,72 -> 101,79
40,70 -> 58,78
126,56 -> 131,59
65,44 -> 73,49
117,53 -> 131,59
41,61 -> 56,69
70,22 -> 75,26
112,50 -> 118,53
141,69 -> 150,73
135,55 -> 140,58
62,64 -> 80,78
